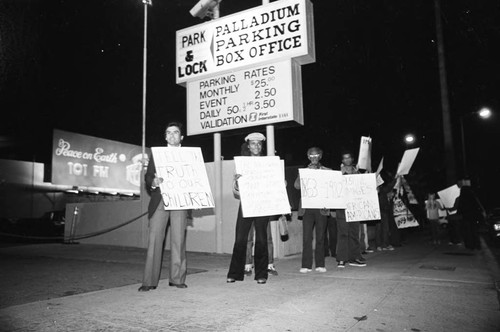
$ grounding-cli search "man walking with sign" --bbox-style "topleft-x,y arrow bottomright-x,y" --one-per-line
294,147 -> 331,273
139,122 -> 189,291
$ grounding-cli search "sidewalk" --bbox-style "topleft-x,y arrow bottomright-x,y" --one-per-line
1,232 -> 499,332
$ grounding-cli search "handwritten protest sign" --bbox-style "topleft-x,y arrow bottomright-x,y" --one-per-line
152,147 -> 214,210
299,168 -> 345,209
375,157 -> 384,187
393,196 -> 419,228
396,148 -> 419,176
234,156 -> 290,218
438,184 -> 461,209
343,174 -> 381,222
357,136 -> 372,171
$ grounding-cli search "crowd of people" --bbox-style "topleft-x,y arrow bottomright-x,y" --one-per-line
138,123 -> 485,290
227,134 -> 407,283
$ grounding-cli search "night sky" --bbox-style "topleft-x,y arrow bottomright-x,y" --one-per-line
1,0 -> 499,206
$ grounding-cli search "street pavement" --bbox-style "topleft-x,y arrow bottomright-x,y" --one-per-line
0,231 -> 499,332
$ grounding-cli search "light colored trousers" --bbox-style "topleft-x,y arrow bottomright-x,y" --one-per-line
142,203 -> 187,286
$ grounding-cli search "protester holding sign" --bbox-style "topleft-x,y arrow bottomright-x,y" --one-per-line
294,147 -> 330,273
335,151 -> 366,268
375,174 -> 397,251
237,141 -> 279,277
227,133 -> 276,285
139,122 -> 190,291
449,182 -> 485,250
425,193 -> 445,246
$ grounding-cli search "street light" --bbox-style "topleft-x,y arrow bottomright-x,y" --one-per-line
459,107 -> 492,177
404,134 -> 416,144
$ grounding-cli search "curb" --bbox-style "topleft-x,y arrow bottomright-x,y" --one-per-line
480,236 -> 500,310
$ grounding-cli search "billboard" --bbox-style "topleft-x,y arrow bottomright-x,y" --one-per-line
51,129 -> 146,194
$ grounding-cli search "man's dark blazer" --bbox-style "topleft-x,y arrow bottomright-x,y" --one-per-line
145,154 -> 162,219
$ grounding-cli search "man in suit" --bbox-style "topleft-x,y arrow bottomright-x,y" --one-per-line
138,121 -> 189,291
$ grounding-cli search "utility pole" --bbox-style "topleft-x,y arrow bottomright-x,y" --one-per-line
434,0 -> 457,185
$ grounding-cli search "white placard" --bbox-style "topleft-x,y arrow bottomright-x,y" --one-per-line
343,174 -> 381,222
176,0 -> 315,84
396,148 -> 420,176
298,168 -> 345,209
234,156 -> 290,218
187,60 -> 302,135
152,147 -> 214,210
393,197 -> 419,228
357,136 -> 372,171
375,157 -> 384,187
437,184 -> 461,209
376,157 -> 384,175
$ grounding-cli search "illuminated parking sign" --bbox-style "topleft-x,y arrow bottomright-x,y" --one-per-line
176,0 -> 315,84
186,59 -> 304,135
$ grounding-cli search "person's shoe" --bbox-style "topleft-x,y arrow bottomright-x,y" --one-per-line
138,285 -> 157,292
267,265 -> 278,276
299,268 -> 312,273
337,261 -> 346,268
358,256 -> 366,262
169,282 -> 188,289
365,247 -> 374,253
315,267 -> 327,273
349,260 -> 366,267
226,278 -> 236,283
257,278 -> 267,284
376,247 -> 383,251
382,245 -> 395,251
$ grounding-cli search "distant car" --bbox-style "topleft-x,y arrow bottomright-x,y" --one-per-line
486,208 -> 500,242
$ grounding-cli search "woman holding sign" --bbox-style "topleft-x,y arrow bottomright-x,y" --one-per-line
227,133 -> 272,285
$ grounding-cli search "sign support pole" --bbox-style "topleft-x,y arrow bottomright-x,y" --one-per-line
263,0 -> 274,157
141,0 -> 152,248
212,4 -> 223,254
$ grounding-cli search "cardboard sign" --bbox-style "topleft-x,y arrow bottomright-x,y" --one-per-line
393,197 -> 419,228
396,148 -> 419,176
437,184 -> 461,209
152,147 -> 214,210
234,156 -> 290,217
357,136 -> 372,171
298,168 -> 345,209
343,174 -> 381,222
375,157 -> 384,187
